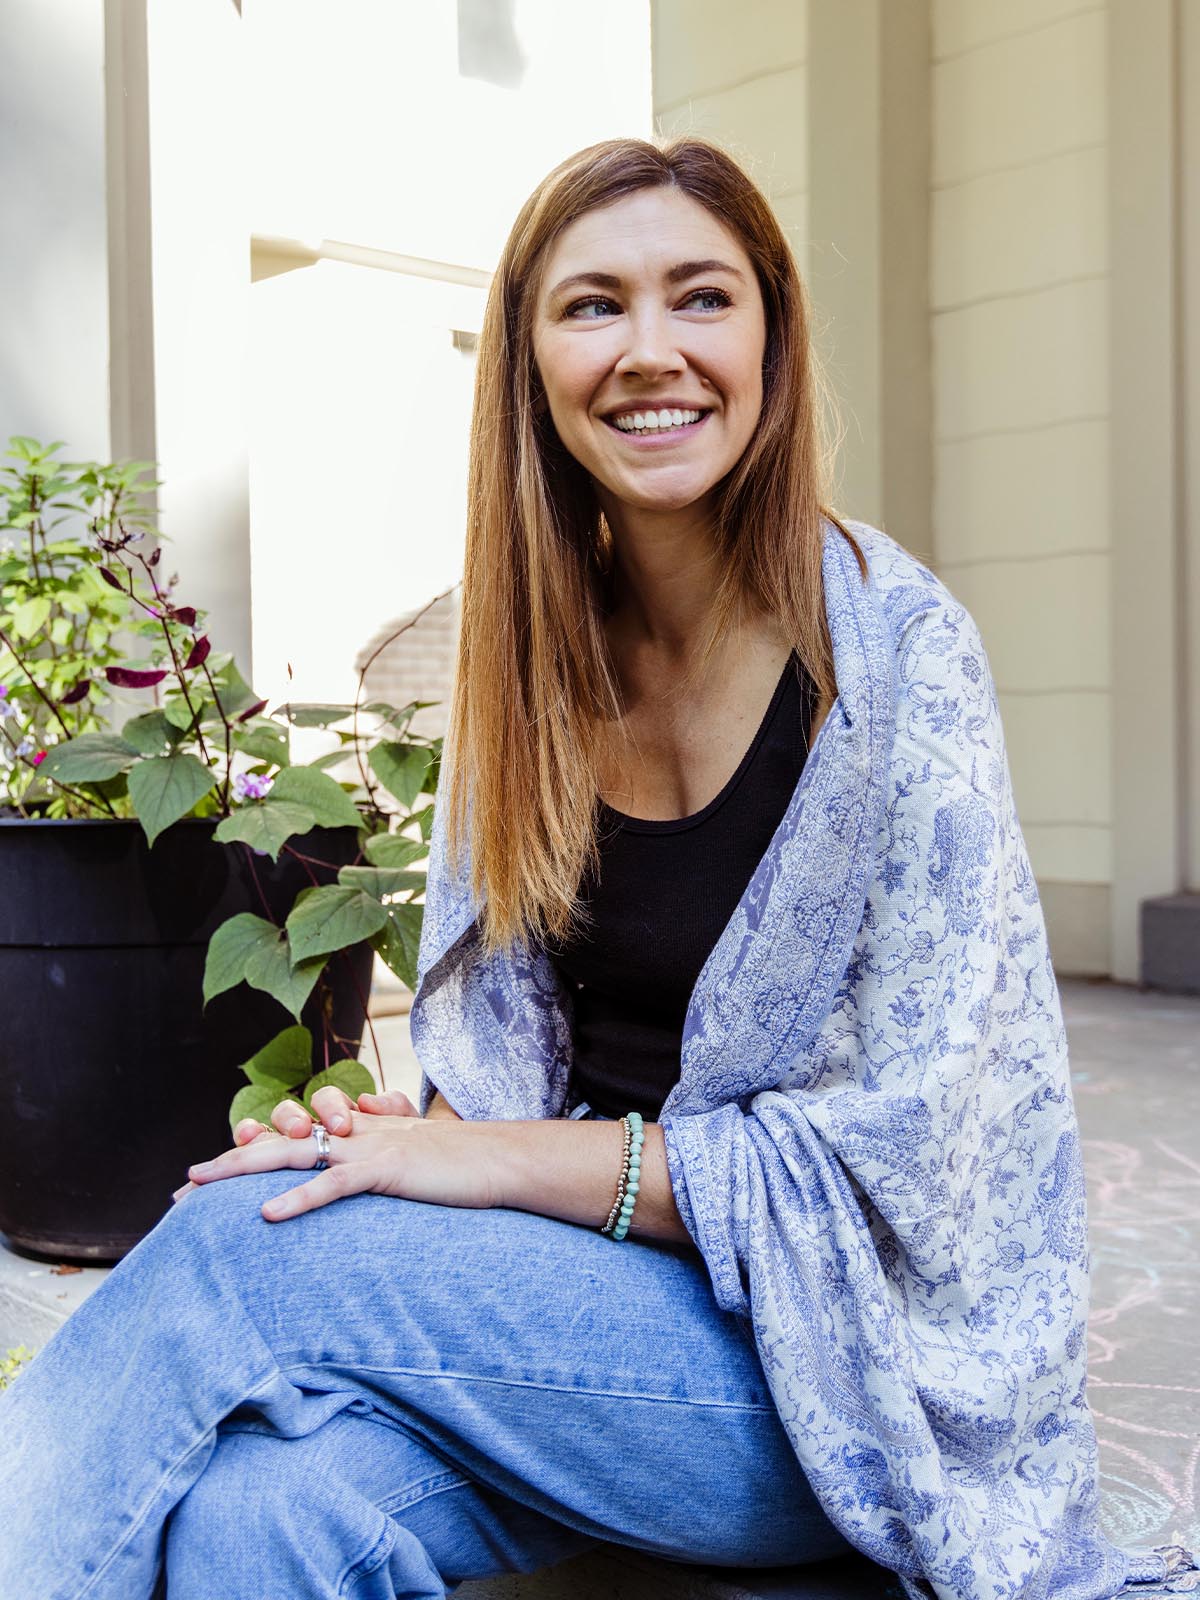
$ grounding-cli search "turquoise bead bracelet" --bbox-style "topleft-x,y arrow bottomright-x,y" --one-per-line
602,1111 -> 644,1241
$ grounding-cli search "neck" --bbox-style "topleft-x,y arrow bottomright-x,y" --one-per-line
599,492 -> 728,660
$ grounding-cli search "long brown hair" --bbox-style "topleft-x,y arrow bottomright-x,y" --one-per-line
444,135 -> 862,957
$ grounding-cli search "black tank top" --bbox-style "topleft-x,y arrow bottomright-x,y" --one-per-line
544,653 -> 817,1121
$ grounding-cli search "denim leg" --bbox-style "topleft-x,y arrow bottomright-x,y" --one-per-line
0,1166 -> 849,1600
164,1411 -> 599,1599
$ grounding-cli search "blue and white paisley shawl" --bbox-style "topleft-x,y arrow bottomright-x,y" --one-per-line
409,521 -> 1199,1600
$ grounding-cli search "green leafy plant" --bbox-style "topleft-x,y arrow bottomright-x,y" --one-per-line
1,437 -> 448,1129
0,1345 -> 36,1390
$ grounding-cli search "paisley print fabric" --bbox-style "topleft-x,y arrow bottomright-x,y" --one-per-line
408,521 -> 1199,1599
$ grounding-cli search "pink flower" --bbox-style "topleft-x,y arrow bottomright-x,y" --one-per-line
31,750 -> 46,767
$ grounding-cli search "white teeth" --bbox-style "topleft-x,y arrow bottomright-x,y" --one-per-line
611,408 -> 704,434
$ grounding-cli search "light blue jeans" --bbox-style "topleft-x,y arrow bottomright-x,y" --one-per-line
0,1104 -> 850,1599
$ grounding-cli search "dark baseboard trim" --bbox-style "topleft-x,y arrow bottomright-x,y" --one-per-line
1141,893 -> 1200,995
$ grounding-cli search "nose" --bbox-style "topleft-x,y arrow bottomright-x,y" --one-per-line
614,307 -> 684,382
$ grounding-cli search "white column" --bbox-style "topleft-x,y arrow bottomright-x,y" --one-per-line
141,0 -> 252,672
0,0 -> 109,458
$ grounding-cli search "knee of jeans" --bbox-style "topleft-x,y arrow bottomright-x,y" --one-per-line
164,1170 -> 294,1253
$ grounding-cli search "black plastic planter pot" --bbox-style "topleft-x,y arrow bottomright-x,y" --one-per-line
0,817 -> 374,1263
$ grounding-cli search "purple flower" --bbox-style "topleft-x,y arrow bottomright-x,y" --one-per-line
233,772 -> 274,802
0,686 -> 13,720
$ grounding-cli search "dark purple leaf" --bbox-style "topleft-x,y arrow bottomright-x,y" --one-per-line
171,606 -> 197,627
105,666 -> 168,689
99,567 -> 125,591
185,635 -> 211,670
59,679 -> 91,705
237,697 -> 269,723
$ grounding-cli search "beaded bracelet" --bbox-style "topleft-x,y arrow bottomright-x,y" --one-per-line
601,1111 -> 643,1241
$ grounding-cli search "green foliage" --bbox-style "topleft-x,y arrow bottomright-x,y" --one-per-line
371,903 -> 424,991
5,436 -> 445,1129
0,1345 -> 36,1391
369,741 -> 432,808
268,766 -> 362,829
0,439 -> 148,814
285,884 -> 389,964
303,1060 -> 376,1110
127,752 -> 217,845
239,1025 -> 313,1088
213,798 -> 318,861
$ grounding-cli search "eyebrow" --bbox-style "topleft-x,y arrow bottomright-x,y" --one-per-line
546,258 -> 748,301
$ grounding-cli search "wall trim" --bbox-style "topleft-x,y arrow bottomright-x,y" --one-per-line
807,0 -> 931,544
1109,0 -> 1184,978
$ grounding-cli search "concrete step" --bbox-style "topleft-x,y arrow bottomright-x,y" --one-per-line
0,1235 -> 109,1352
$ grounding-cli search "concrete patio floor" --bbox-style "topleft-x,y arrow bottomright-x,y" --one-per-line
3,977 -> 1197,1573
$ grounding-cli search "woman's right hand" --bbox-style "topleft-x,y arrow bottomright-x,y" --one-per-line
174,1085 -> 464,1203
232,1087 -> 420,1147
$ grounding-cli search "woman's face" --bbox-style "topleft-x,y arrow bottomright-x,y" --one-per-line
531,186 -> 767,524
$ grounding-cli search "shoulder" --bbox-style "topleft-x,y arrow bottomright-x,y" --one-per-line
832,518 -> 988,665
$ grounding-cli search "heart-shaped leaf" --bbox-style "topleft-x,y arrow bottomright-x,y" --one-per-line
40,732 -> 139,783
128,752 -> 217,845
370,903 -> 424,992
204,913 -> 279,1006
285,884 -> 388,964
363,832 -> 426,869
237,1025 -> 313,1089
233,722 -> 290,767
369,742 -> 432,808
214,800 -> 317,862
338,864 -> 424,899
244,933 -> 326,1020
274,702 -> 357,728
122,711 -> 181,756
270,766 -> 363,830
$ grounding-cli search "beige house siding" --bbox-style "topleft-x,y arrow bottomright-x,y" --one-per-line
651,1 -> 810,279
930,2 -> 1112,971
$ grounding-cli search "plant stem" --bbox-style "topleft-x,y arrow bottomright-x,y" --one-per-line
350,581 -> 459,823
280,845 -> 365,871
125,546 -> 211,766
198,657 -> 233,812
0,624 -> 77,741
240,842 -> 279,924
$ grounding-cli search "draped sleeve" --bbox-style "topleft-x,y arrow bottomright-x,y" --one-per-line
658,585 -> 1194,1599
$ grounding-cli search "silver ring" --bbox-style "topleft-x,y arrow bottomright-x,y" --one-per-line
311,1124 -> 331,1168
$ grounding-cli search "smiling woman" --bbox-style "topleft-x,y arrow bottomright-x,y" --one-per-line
0,136 -> 1194,1600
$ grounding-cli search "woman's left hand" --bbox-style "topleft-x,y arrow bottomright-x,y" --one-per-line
172,1098 -> 500,1222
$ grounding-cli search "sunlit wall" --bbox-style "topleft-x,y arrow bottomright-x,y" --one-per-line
245,0 -> 652,714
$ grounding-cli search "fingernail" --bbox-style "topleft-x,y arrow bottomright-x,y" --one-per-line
329,1115 -> 348,1133
189,1162 -> 214,1177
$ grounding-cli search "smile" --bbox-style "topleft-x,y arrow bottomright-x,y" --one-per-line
602,408 -> 711,441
